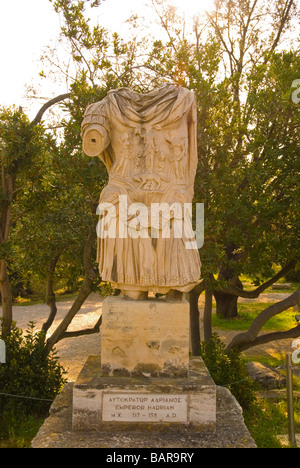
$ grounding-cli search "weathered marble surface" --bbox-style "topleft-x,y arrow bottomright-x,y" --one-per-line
81,85 -> 201,299
100,297 -> 190,377
31,383 -> 257,448
72,355 -> 217,432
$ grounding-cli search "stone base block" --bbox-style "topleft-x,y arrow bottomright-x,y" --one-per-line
32,383 -> 257,448
72,355 -> 216,432
101,297 -> 190,378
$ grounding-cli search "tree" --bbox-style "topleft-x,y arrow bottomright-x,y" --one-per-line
147,0 -> 300,352
203,0 -> 299,319
0,79 -> 77,339
20,0 -> 153,351
42,83 -> 107,352
11,162 -> 94,333
0,108 -> 48,337
217,49 -> 300,351
3,0 -> 299,357
44,0 -> 300,353
227,286 -> 300,352
2,0 -> 143,349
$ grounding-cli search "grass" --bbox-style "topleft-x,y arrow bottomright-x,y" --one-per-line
244,398 -> 296,448
242,345 -> 300,448
13,291 -> 78,307
245,354 -> 284,367
264,283 -> 300,294
244,372 -> 300,448
0,412 -> 44,448
212,302 -> 298,332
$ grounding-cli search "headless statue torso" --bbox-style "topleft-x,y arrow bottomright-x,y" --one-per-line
82,85 -> 201,301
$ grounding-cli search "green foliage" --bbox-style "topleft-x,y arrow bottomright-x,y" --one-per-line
0,320 -> 66,445
244,395 -> 300,449
243,400 -> 285,448
1,0 -> 299,330
196,48 -> 300,282
199,333 -> 257,409
211,303 -> 297,332
0,321 -> 67,423
0,108 -> 44,173
0,412 -> 44,448
49,0 -> 151,91
142,2 -> 300,296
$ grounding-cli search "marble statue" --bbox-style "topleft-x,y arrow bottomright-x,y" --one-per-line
81,84 -> 201,300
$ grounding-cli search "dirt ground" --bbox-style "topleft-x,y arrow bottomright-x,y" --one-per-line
5,292 -> 296,381
11,293 -> 103,381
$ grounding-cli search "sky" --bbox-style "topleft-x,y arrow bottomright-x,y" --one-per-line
0,0 -> 214,117
0,0 -> 59,107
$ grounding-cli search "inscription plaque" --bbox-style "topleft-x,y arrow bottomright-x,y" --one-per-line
102,393 -> 188,423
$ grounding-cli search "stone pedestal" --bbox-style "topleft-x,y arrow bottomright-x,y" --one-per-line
73,355 -> 216,431
101,297 -> 190,377
72,297 -> 217,432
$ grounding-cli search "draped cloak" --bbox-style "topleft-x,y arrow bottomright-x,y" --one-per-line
82,85 -> 201,293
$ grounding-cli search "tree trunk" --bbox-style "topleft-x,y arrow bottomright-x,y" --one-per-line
189,288 -> 201,356
214,244 -> 244,318
204,286 -> 213,342
42,255 -> 60,333
214,290 -> 240,318
46,275 -> 94,352
189,281 -> 205,355
214,241 -> 244,318
0,168 -> 14,338
45,220 -> 98,353
0,260 -> 13,338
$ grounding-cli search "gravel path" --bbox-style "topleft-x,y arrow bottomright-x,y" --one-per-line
2,292 -> 295,381
11,293 -> 103,381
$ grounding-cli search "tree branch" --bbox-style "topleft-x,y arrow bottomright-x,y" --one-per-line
31,93 -> 71,126
267,0 -> 295,57
231,325 -> 300,352
227,286 -> 300,351
45,220 -> 98,352
42,254 -> 61,334
59,316 -> 102,340
204,283 -> 213,342
46,275 -> 94,352
220,260 -> 297,298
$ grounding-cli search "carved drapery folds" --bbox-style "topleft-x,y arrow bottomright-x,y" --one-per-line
82,85 -> 201,296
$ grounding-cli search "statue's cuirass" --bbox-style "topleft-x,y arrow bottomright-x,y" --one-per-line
82,85 -> 201,293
